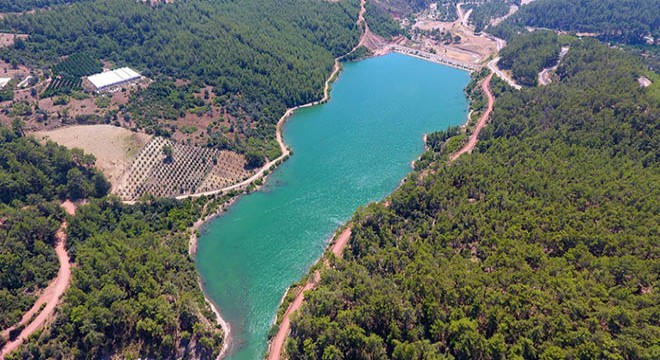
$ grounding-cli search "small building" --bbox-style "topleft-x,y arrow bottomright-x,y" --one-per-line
17,75 -> 36,88
0,77 -> 11,88
85,67 -> 141,92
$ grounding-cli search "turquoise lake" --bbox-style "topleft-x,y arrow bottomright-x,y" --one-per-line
196,53 -> 470,359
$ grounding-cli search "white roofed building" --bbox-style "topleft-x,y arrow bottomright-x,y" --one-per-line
0,77 -> 11,88
85,67 -> 141,92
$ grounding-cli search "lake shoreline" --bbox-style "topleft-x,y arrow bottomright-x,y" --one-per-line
194,53 -> 471,360
190,57 -> 344,359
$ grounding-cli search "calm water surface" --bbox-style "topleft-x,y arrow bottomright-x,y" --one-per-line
196,53 -> 470,359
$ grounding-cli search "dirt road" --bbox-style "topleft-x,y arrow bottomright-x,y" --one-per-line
267,228 -> 351,360
450,73 -> 494,162
456,3 -> 473,28
538,46 -> 569,86
487,57 -> 521,90
0,201 -> 75,359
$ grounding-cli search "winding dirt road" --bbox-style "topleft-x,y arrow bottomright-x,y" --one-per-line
0,201 -> 75,359
451,73 -> 494,161
487,57 -> 521,90
538,46 -> 569,86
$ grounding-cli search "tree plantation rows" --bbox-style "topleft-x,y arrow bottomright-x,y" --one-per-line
286,38 -> 659,359
0,0 -> 362,160
52,53 -> 101,78
42,76 -> 83,98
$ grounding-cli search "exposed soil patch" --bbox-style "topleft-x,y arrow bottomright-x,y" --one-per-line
450,73 -> 494,161
0,33 -> 28,48
32,125 -> 152,188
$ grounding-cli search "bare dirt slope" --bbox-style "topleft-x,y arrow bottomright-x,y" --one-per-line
32,125 -> 152,188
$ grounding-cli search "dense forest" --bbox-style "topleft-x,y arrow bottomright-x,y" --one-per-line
365,0 -> 402,38
0,0 -> 361,159
286,38 -> 659,359
8,197 -> 225,359
464,0 -> 514,33
496,0 -> 659,44
0,124 -> 107,341
498,30 -> 561,86
0,0 -> 90,13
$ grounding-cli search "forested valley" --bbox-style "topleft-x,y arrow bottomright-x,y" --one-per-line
0,0 -> 361,159
287,37 -> 659,359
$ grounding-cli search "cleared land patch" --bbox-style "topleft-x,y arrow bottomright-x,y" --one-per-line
32,125 -> 253,201
32,125 -> 152,188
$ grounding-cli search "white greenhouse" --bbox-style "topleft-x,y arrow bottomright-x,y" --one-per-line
86,67 -> 141,91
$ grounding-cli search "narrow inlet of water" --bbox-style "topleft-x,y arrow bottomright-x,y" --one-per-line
196,53 -> 470,359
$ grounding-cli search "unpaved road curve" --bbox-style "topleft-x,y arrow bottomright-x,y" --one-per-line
538,46 -> 569,86
450,73 -> 494,162
1,201 -> 76,359
487,57 -> 521,90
